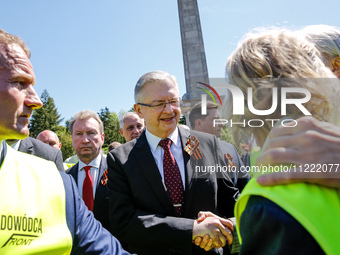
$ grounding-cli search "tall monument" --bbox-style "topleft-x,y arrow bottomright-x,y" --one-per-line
177,0 -> 209,120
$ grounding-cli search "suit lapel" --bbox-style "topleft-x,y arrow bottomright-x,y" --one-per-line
135,132 -> 174,213
96,155 -> 107,187
178,127 -> 194,185
178,126 -> 197,215
94,155 -> 108,208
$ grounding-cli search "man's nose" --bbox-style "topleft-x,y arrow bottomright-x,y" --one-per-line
162,102 -> 174,113
25,85 -> 43,110
133,127 -> 142,133
81,134 -> 90,143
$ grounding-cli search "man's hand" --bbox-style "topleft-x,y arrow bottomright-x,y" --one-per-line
256,116 -> 340,188
192,211 -> 233,251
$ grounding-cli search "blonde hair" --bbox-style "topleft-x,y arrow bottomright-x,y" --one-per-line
302,24 -> 340,59
225,28 -> 340,147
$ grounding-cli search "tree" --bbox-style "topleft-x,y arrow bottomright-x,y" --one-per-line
220,126 -> 241,154
178,115 -> 186,125
98,107 -> 124,149
29,90 -> 64,138
57,127 -> 75,161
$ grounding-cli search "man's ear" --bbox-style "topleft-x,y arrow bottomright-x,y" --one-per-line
119,128 -> 124,137
134,104 -> 143,118
332,56 -> 340,78
194,119 -> 202,131
332,56 -> 340,70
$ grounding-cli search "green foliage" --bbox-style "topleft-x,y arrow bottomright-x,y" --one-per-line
220,126 -> 241,154
98,107 -> 124,150
57,127 -> 74,160
29,89 -> 64,138
178,115 -> 186,125
27,90 -> 136,158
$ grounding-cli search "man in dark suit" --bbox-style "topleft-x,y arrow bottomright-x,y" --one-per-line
107,71 -> 239,255
189,101 -> 250,192
6,136 -> 64,172
67,110 -> 110,232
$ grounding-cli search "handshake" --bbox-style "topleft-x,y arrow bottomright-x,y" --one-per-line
192,211 -> 236,252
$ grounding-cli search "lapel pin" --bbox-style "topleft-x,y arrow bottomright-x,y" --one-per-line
184,136 -> 203,160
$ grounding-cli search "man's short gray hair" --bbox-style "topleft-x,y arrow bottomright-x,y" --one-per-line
134,70 -> 179,103
119,112 -> 141,129
69,110 -> 104,134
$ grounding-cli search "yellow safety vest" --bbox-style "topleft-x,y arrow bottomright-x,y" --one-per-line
0,145 -> 72,255
235,160 -> 340,254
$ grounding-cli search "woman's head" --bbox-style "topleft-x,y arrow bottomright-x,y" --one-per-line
225,28 -> 340,146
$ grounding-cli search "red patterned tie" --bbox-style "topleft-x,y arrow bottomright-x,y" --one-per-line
159,138 -> 184,216
83,166 -> 94,211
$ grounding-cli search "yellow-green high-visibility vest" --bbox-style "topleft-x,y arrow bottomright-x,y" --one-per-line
235,171 -> 340,254
0,145 -> 72,254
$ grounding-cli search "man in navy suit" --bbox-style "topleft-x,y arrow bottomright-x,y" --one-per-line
107,71 -> 239,255
0,28 -> 129,254
67,110 -> 111,232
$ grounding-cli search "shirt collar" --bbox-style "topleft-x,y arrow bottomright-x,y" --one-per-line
78,153 -> 102,171
145,127 -> 181,152
9,140 -> 21,151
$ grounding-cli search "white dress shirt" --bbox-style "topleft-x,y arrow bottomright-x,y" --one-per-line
145,127 -> 186,190
77,154 -> 102,199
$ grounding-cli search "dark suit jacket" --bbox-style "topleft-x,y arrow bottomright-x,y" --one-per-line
18,137 -> 64,172
107,127 -> 240,255
66,154 -> 111,232
218,140 -> 250,192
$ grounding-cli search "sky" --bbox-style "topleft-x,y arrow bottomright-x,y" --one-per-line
1,0 -> 339,124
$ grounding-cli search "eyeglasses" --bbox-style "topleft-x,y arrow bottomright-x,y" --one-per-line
137,99 -> 182,111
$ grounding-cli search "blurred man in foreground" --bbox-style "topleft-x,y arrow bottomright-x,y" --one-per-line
0,28 -> 130,254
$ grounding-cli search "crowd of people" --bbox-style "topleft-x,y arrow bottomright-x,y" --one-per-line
0,24 -> 339,255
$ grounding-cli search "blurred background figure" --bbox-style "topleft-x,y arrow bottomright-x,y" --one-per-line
36,129 -> 72,170
189,101 -> 250,192
119,112 -> 144,142
108,141 -> 122,151
37,129 -> 62,150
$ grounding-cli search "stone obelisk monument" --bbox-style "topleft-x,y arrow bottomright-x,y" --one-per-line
177,0 -> 209,120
